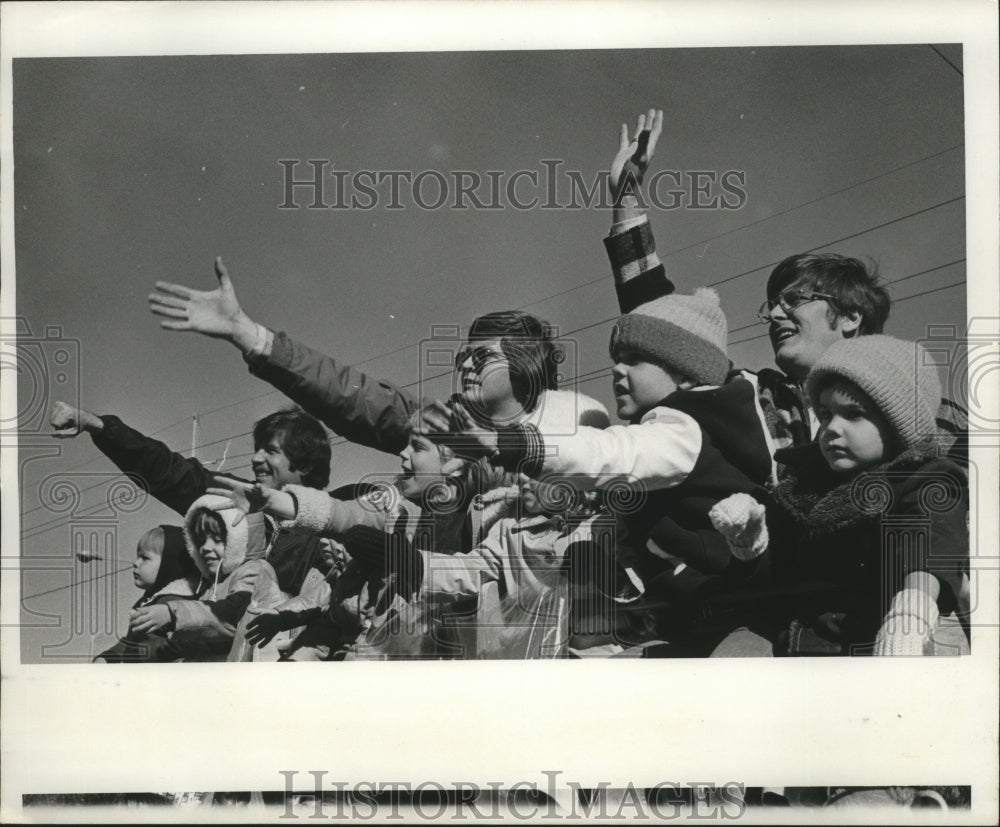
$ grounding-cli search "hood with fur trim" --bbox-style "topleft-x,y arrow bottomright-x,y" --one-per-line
183,494 -> 268,583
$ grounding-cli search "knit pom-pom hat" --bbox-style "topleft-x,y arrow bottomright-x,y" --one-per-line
805,335 -> 941,451
610,287 -> 730,386
182,494 -> 268,581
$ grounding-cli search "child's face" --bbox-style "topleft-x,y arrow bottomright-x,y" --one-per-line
517,473 -> 549,516
398,433 -> 450,503
454,338 -> 517,421
197,534 -> 227,578
132,533 -> 163,590
611,347 -> 681,420
817,380 -> 895,474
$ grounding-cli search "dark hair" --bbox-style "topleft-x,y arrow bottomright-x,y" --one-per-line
468,310 -> 560,412
188,507 -> 227,548
766,253 -> 891,335
252,408 -> 331,489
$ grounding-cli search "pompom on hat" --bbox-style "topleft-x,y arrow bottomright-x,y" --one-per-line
805,335 -> 942,451
610,287 -> 730,387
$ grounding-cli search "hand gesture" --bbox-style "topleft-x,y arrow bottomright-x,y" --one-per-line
129,603 -> 173,635
49,401 -> 102,439
245,609 -> 298,648
207,476 -> 273,525
610,108 -> 663,203
149,257 -> 247,340
445,399 -> 499,459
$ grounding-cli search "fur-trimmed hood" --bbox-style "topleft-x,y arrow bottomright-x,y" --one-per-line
182,494 -> 268,584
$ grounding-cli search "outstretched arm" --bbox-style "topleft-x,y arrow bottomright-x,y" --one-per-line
50,402 -> 226,515
148,258 -> 418,455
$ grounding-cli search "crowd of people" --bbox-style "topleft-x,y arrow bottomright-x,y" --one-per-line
49,110 -> 970,661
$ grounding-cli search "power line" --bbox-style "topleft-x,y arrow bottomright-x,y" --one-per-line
22,565 -> 133,601
516,143 -> 963,311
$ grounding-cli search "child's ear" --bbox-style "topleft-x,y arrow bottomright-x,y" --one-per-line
441,457 -> 466,477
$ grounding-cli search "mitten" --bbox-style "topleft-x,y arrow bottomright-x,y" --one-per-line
873,588 -> 939,656
708,493 -> 769,561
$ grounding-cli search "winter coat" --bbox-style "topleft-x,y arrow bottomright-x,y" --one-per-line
493,377 -> 773,607
96,524 -> 200,663
285,479 -> 519,659
169,495 -> 285,661
743,440 -> 969,654
416,513 -> 610,659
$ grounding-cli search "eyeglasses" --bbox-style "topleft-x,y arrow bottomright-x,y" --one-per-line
757,288 -> 836,324
453,344 -> 508,371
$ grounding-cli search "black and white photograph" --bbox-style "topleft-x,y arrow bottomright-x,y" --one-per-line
1,1 -> 997,823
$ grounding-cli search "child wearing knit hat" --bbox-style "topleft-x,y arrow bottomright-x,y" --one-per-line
424,256 -> 775,654
710,335 -> 969,656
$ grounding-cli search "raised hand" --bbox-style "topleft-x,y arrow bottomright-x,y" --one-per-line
49,401 -> 103,438
447,399 -> 499,459
207,476 -> 272,525
149,257 -> 249,341
609,108 -> 663,203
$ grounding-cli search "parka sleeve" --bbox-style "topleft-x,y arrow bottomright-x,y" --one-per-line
284,485 -> 390,538
169,563 -> 263,644
245,331 -> 419,455
416,523 -> 507,604
90,414 -> 219,515
496,407 -> 702,491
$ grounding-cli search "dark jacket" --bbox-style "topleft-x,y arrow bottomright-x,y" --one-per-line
749,440 -> 968,654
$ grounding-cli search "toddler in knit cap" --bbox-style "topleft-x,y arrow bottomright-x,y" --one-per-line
710,335 -> 969,656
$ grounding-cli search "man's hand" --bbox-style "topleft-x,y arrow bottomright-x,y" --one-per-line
149,257 -> 256,346
129,604 -> 173,635
49,401 -> 103,438
207,476 -> 276,525
610,108 -> 663,204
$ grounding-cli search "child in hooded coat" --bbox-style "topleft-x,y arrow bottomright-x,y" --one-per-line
163,494 -> 285,662
95,524 -> 200,663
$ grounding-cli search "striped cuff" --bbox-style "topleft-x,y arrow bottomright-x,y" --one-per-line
494,424 -> 544,478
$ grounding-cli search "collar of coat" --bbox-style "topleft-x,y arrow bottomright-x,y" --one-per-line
771,438 -> 945,536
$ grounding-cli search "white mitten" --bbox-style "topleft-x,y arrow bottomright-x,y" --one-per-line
873,588 -> 939,656
708,493 -> 769,561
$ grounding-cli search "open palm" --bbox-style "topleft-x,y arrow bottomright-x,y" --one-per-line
149,257 -> 244,339
610,108 -> 663,200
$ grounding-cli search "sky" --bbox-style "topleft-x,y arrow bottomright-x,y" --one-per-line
11,44 -> 969,661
